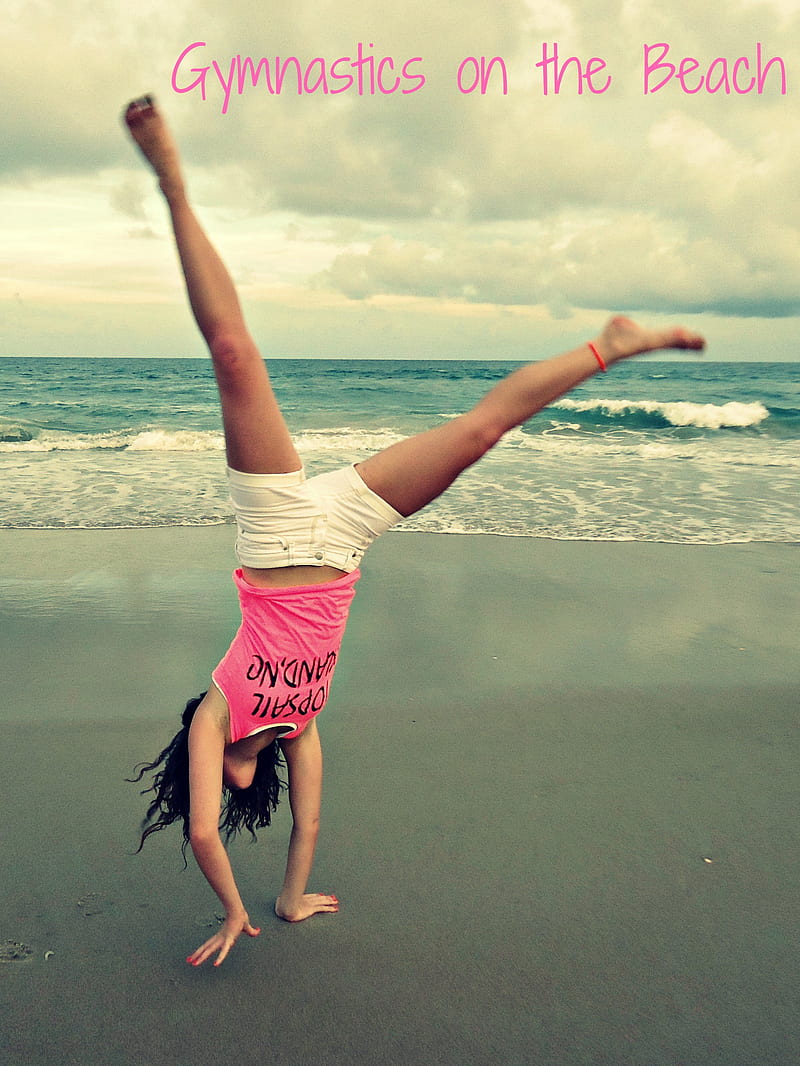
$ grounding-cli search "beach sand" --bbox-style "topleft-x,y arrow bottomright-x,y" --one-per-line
1,528 -> 798,1065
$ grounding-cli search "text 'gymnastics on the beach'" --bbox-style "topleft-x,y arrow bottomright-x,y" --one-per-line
171,40 -> 789,113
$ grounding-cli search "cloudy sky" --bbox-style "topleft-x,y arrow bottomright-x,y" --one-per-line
2,0 -> 798,360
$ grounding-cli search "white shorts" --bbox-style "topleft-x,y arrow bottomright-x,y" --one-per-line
227,464 -> 403,572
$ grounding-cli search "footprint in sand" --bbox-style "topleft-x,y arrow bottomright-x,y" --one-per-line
0,940 -> 33,963
77,892 -> 110,917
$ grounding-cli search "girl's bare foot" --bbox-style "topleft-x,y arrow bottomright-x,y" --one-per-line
593,315 -> 706,366
275,893 -> 340,923
123,96 -> 185,200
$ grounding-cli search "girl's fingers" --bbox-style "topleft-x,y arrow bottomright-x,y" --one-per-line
187,920 -> 260,966
213,940 -> 232,967
187,934 -> 222,967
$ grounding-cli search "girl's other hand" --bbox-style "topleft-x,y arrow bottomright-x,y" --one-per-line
186,912 -> 261,968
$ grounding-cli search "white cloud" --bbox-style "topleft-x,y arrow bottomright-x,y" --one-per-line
1,0 -> 798,357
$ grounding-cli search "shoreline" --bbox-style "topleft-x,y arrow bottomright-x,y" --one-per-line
3,521 -> 798,543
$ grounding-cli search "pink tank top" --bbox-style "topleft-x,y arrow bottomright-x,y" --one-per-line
212,568 -> 360,742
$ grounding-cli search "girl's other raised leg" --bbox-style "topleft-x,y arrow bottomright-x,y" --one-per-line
356,316 -> 705,517
123,96 -> 299,475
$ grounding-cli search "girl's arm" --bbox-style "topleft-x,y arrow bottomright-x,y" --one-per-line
275,722 -> 339,922
185,708 -> 261,967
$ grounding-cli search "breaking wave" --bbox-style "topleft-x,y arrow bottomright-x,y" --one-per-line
551,398 -> 770,431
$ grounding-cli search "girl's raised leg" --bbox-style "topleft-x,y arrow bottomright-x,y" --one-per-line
123,97 -> 299,475
356,317 -> 705,517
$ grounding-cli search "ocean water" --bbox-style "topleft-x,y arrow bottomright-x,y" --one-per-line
1,356 -> 798,544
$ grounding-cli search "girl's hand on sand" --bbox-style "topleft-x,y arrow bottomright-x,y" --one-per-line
186,913 -> 260,968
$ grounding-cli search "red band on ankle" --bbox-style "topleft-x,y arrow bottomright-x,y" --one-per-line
588,342 -> 607,372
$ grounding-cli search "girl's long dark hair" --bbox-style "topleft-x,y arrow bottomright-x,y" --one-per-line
129,693 -> 285,860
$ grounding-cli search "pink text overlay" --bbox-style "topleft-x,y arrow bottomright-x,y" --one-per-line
171,41 -> 789,113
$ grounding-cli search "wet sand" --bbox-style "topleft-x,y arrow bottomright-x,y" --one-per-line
1,528 -> 798,1065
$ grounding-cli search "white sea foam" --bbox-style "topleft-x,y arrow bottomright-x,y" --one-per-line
0,425 -> 407,455
555,398 -> 770,429
127,429 -> 224,451
0,431 -> 130,453
293,428 -> 407,454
